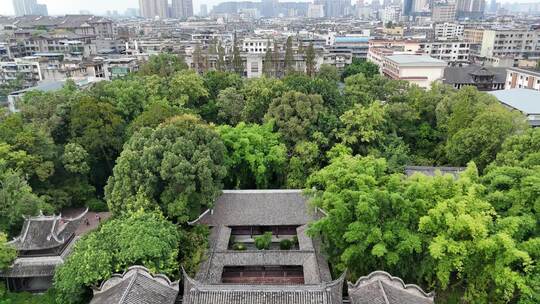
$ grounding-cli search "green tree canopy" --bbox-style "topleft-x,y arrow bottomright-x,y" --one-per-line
341,58 -> 379,80
306,157 -> 537,303
338,101 -> 387,154
105,115 -> 226,223
0,232 -> 17,270
216,87 -> 246,126
492,128 -> 540,168
53,210 -> 183,304
264,91 -> 325,146
0,165 -> 50,236
218,122 -> 287,189
445,103 -> 528,170
138,53 -> 187,77
241,77 -> 285,123
167,70 -> 209,109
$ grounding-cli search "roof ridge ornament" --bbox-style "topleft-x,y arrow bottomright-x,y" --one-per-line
347,270 -> 435,299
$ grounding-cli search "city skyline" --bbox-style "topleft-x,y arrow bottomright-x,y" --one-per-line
2,0 -> 539,16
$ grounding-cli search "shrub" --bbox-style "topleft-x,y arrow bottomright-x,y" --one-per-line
232,243 -> 246,251
279,239 -> 293,250
86,198 -> 108,212
254,232 -> 272,250
292,235 -> 298,245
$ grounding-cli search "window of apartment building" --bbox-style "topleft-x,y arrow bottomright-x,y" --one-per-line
251,62 -> 258,73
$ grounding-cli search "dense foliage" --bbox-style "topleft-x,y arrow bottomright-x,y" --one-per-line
105,115 -> 226,223
0,54 -> 536,303
306,138 -> 539,303
53,211 -> 187,304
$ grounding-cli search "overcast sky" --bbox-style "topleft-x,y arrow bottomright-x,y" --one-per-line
0,0 -> 539,16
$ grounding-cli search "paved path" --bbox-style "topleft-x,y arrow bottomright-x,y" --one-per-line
61,207 -> 111,236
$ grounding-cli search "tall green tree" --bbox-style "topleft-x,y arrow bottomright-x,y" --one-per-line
286,141 -> 321,188
218,123 -> 287,188
338,102 -> 387,154
53,210 -> 185,304
241,77 -> 285,123
284,36 -> 294,73
217,41 -> 226,71
264,91 -> 325,146
216,87 -> 245,126
138,53 -> 187,77
232,38 -> 243,75
0,165 -> 50,237
341,58 -> 379,80
0,232 -> 16,270
167,70 -> 209,109
491,128 -> 540,168
263,40 -> 274,78
305,43 -> 316,77
445,103 -> 528,171
105,115 -> 226,223
69,97 -> 125,189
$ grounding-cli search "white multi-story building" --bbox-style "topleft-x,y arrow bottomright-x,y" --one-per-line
434,23 -> 464,40
242,38 -> 273,54
505,67 -> 540,91
0,58 -> 43,88
431,2 -> 456,22
307,4 -> 324,18
419,41 -> 471,64
379,5 -> 402,24
381,54 -> 447,88
479,29 -> 540,61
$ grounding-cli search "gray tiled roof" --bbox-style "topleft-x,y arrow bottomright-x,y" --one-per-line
404,166 -> 465,178
8,209 -> 87,251
348,271 -> 434,304
185,190 -> 338,304
443,65 -> 506,85
0,256 -> 61,278
9,15 -> 112,29
90,266 -> 179,304
192,190 -> 320,226
183,270 -> 345,304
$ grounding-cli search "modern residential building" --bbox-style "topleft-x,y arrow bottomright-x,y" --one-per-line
200,4 -> 208,17
139,0 -> 168,19
443,65 -> 506,90
505,67 -> 540,91
464,27 -> 485,43
172,0 -> 194,19
413,0 -> 429,14
434,23 -> 464,40
0,58 -> 42,88
380,5 -> 402,24
104,57 -> 140,79
432,2 -> 457,22
489,89 -> 540,127
332,36 -> 370,59
242,38 -> 273,54
0,210 -> 87,292
479,29 -> 540,61
381,54 -> 447,88
12,0 -> 48,16
457,0 -> 486,19
308,4 -> 325,18
419,41 -> 471,64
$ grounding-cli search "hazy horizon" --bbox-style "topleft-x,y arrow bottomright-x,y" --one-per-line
1,0 -> 539,16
